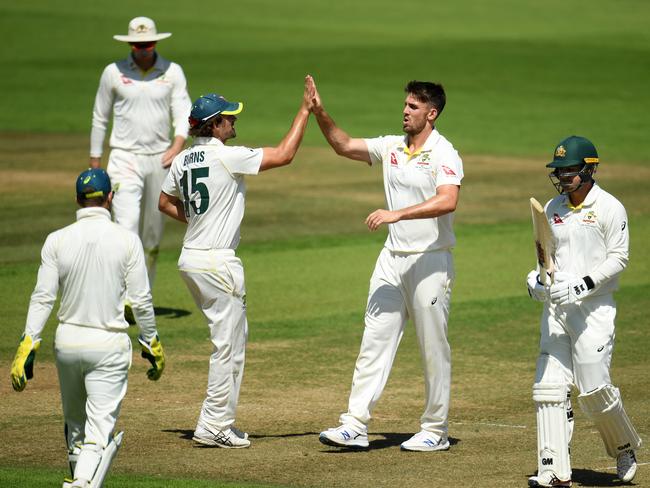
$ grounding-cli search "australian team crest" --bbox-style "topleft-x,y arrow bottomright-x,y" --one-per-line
555,145 -> 566,158
583,211 -> 597,224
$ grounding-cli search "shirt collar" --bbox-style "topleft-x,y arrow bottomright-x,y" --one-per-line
128,52 -> 165,73
76,206 -> 112,221
401,128 -> 440,157
564,182 -> 601,210
193,137 -> 225,147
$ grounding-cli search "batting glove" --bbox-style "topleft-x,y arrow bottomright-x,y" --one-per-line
549,273 -> 595,305
138,335 -> 165,381
526,270 -> 549,302
11,334 -> 41,392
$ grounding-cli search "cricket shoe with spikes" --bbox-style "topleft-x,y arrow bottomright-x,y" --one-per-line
528,471 -> 571,487
319,424 -> 369,449
616,449 -> 637,483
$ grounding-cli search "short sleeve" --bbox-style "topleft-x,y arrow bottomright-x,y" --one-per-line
434,145 -> 463,187
364,136 -> 392,166
221,146 -> 263,175
161,158 -> 181,197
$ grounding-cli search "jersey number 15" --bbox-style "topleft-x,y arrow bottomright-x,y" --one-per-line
180,167 -> 210,217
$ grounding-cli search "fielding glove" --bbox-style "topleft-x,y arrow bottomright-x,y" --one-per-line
11,334 -> 41,392
138,335 -> 165,381
549,273 -> 595,305
526,270 -> 549,302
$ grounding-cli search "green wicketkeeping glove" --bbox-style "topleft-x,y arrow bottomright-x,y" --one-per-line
11,334 -> 41,392
138,335 -> 165,381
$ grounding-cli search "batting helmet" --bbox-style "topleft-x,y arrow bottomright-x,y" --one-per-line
547,136 -> 599,194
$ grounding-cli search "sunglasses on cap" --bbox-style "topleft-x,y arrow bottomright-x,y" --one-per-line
130,41 -> 157,50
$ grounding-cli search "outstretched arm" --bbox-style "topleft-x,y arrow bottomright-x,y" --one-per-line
365,184 -> 460,231
307,75 -> 371,164
259,76 -> 312,172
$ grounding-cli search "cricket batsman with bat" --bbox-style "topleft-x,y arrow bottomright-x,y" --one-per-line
10,168 -> 165,488
526,136 -> 640,487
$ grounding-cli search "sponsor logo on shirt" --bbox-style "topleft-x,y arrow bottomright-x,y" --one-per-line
441,165 -> 456,176
582,211 -> 597,224
390,153 -> 398,166
553,213 -> 564,224
120,74 -> 134,85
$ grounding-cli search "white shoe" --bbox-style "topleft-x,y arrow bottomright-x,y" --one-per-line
527,471 -> 571,487
230,425 -> 249,440
319,424 -> 369,449
400,430 -> 450,452
617,449 -> 637,483
62,479 -> 74,488
193,425 -> 251,448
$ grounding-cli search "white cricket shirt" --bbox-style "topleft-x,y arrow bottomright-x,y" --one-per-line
545,183 -> 629,296
90,53 -> 191,157
365,129 -> 463,252
24,207 -> 157,342
162,137 -> 263,250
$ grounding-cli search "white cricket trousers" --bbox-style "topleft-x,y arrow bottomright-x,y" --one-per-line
537,294 -> 616,392
178,248 -> 248,431
106,149 -> 167,286
340,247 -> 454,437
55,323 -> 130,481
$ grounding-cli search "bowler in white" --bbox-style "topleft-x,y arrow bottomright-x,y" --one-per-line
308,76 -> 463,452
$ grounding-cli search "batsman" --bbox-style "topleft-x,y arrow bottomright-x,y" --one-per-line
526,136 -> 641,487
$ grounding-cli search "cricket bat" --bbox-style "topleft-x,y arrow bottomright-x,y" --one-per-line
530,197 -> 555,285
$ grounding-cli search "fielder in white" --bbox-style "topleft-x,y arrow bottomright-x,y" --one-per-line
90,16 -> 191,288
158,79 -> 312,448
526,136 -> 641,487
308,76 -> 463,451
10,168 -> 165,488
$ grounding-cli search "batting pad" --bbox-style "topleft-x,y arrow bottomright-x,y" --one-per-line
533,383 -> 571,480
89,431 -> 123,488
578,385 -> 641,458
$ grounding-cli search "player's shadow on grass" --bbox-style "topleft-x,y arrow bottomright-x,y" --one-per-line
571,468 -> 627,487
162,429 -> 320,447
154,307 -> 191,319
525,469 -> 623,487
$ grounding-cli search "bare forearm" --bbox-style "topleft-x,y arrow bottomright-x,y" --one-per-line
312,107 -> 350,154
398,194 -> 457,221
278,107 -> 310,162
158,193 -> 187,223
260,106 -> 310,170
365,186 -> 459,231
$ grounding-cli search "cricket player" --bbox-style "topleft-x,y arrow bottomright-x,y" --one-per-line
158,78 -> 312,448
526,136 -> 640,487
10,168 -> 165,488
90,16 -> 191,289
308,76 -> 463,451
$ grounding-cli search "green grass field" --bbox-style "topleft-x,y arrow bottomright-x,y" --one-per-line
1,1 -> 649,487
